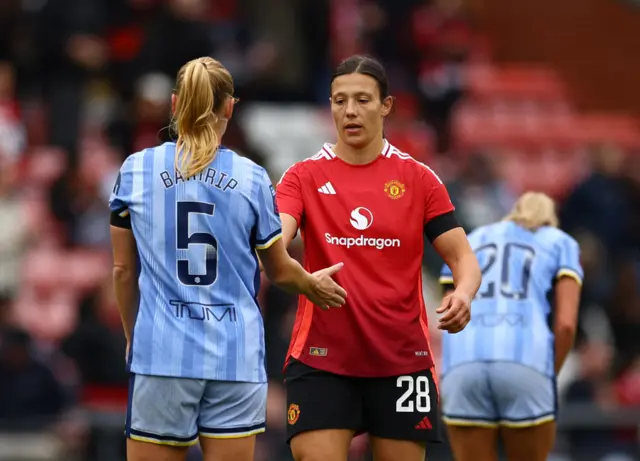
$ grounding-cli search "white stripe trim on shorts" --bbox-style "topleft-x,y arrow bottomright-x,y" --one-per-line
199,422 -> 266,439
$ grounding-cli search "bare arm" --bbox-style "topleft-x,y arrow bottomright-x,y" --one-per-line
433,227 -> 481,332
110,225 -> 138,344
258,237 -> 313,293
553,276 -> 581,374
433,227 -> 481,301
281,213 -> 299,248
257,237 -> 345,309
257,213 -> 299,271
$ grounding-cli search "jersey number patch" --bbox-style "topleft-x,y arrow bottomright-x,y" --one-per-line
396,376 -> 431,413
476,243 -> 536,300
177,201 -> 218,286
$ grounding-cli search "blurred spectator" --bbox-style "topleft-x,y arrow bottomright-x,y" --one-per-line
0,160 -> 29,310
445,153 -> 515,232
0,61 -> 26,164
565,341 -> 619,459
130,73 -> 173,152
615,356 -> 640,408
108,72 -> 173,155
130,0 -> 213,83
608,259 -> 640,368
384,92 -> 435,163
561,144 -> 638,357
561,144 -> 628,259
10,272 -> 78,344
572,230 -> 613,341
0,327 -> 67,431
620,154 -> 640,253
37,0 -> 110,165
48,164 -> 111,249
411,0 -> 472,152
61,282 -> 128,388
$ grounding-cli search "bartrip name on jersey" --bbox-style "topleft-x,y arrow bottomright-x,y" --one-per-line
324,233 -> 401,250
160,167 -> 238,191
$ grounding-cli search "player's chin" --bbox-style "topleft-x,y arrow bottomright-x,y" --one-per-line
341,130 -> 370,148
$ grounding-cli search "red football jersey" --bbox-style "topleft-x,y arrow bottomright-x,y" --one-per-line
276,140 -> 455,377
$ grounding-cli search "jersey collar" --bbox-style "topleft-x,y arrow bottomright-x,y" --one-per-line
322,139 -> 392,159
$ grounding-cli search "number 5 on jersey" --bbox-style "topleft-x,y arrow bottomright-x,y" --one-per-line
396,376 -> 431,413
177,201 -> 218,286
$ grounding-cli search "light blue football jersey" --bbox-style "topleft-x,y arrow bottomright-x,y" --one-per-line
440,221 -> 583,377
109,142 -> 282,382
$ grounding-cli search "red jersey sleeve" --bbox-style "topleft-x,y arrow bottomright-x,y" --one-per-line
421,164 -> 455,224
276,164 -> 304,225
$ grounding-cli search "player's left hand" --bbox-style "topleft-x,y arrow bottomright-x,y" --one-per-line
437,291 -> 471,333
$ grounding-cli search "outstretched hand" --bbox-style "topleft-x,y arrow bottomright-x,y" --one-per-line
308,262 -> 348,310
437,291 -> 471,333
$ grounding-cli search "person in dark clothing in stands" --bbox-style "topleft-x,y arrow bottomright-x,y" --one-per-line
0,327 -> 67,430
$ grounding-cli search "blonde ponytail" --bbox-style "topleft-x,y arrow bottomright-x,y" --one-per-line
503,192 -> 559,230
172,57 -> 234,178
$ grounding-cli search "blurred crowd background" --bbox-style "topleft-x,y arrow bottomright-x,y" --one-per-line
0,0 -> 639,460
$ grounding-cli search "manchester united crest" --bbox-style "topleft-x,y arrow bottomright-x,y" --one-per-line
384,180 -> 406,200
287,403 -> 300,425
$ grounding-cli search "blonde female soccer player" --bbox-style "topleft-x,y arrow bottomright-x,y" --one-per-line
440,192 -> 583,461
109,57 -> 346,461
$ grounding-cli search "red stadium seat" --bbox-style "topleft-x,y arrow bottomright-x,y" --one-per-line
572,114 -> 640,149
465,64 -> 569,104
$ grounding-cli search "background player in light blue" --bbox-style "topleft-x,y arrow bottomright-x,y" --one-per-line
109,57 -> 347,461
439,192 -> 583,461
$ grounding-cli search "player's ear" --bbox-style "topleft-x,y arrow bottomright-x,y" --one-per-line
223,96 -> 235,120
171,93 -> 177,114
381,95 -> 393,117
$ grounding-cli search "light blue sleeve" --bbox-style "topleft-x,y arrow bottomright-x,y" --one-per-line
556,234 -> 584,285
109,155 -> 135,216
254,168 -> 283,250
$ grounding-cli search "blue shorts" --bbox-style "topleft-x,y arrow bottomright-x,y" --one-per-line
126,373 -> 267,446
440,362 -> 557,428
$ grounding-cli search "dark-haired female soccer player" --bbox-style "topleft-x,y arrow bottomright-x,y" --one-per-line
109,57 -> 346,461
276,55 -> 482,461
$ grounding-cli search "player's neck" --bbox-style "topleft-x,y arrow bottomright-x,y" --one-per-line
333,137 -> 385,165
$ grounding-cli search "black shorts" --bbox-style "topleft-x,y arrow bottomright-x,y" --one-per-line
284,358 -> 442,443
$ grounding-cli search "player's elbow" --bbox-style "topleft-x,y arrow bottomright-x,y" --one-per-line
113,264 -> 133,282
555,318 -> 577,339
553,277 -> 581,338
553,305 -> 579,340
270,273 -> 289,289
